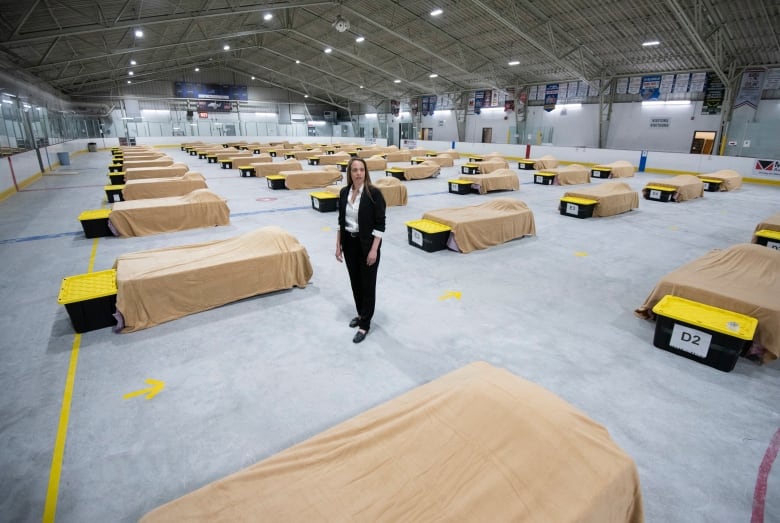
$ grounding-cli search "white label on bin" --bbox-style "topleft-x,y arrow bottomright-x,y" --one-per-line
535,175 -> 542,183
566,203 -> 579,215
650,189 -> 661,200
669,323 -> 711,358
313,198 -> 319,209
767,240 -> 780,250
703,182 -> 710,191
411,229 -> 423,246
450,183 -> 457,191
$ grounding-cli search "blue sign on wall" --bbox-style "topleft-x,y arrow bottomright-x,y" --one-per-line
174,82 -> 248,112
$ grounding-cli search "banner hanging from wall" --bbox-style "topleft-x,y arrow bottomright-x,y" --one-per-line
474,90 -> 485,114
640,75 -> 662,100
543,83 -> 559,112
734,69 -> 766,110
174,82 -> 246,113
390,100 -> 400,117
702,72 -> 725,115
428,95 -> 436,116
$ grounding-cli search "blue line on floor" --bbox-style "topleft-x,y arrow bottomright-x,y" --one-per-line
0,231 -> 81,245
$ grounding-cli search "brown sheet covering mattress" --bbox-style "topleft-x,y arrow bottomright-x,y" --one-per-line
478,158 -> 510,173
399,161 -> 440,180
372,177 -> 408,206
122,172 -> 207,200
540,164 -> 591,185
419,155 -> 454,167
459,168 -> 519,194
114,226 -> 312,332
635,243 -> 780,363
533,155 -> 559,169
140,361 -> 643,523
423,198 -> 536,253
593,160 -> 635,178
124,163 -> 189,181
752,212 -> 780,242
364,155 -> 388,171
317,152 -> 351,165
562,181 -> 639,216
699,169 -> 742,191
251,159 -> 302,177
643,174 -> 703,201
109,189 -> 230,237
280,168 -> 343,189
385,150 -> 412,162
121,158 -> 174,169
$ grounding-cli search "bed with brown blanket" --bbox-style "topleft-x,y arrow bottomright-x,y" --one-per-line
251,159 -> 302,177
124,163 -> 189,181
459,168 -> 519,194
422,198 -> 536,253
122,158 -> 174,169
317,151 -> 351,165
279,167 -> 343,189
635,243 -> 780,363
122,172 -> 207,200
560,182 -> 639,217
539,164 -> 591,185
752,212 -> 780,243
478,158 -> 510,173
533,155 -> 559,169
392,161 -> 441,180
364,155 -> 388,171
384,150 -> 412,162
109,189 -> 230,237
415,155 -> 454,167
113,226 -> 312,332
642,174 -> 703,202
139,361 -> 643,523
697,169 -> 743,191
592,160 -> 636,178
324,177 -> 408,207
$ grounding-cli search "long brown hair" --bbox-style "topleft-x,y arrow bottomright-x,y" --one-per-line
346,157 -> 375,201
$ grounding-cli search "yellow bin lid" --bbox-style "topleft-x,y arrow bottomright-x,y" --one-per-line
267,174 -> 286,180
104,184 -> 125,190
645,184 -> 676,192
406,219 -> 451,234
78,208 -> 111,220
518,159 -> 535,164
448,179 -> 473,185
652,295 -> 757,340
463,163 -> 479,168
386,168 -> 404,173
58,269 -> 117,305
560,196 -> 598,205
755,229 -> 780,241
310,191 -> 338,199
537,171 -> 556,176
698,177 -> 722,183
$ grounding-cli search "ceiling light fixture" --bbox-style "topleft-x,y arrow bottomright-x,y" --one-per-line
355,36 -> 365,43
394,79 -> 401,83
333,15 -> 350,32
508,60 -> 520,66
429,73 -> 438,78
304,95 -> 309,98
127,80 -> 132,84
130,60 -> 137,65
223,44 -> 230,51
128,71 -> 134,76
195,67 -> 200,72
642,40 -> 660,47
359,85 -> 364,89
431,8 -> 443,16
295,60 -> 300,64
251,76 -> 255,80
263,13 -> 273,21
324,48 -> 332,54
134,29 -> 143,37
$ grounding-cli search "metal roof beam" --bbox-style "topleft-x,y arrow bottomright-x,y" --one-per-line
664,0 -> 729,86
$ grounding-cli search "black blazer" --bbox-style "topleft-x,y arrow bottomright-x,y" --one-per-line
338,185 -> 387,251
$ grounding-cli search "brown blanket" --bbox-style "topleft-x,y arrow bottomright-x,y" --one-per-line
635,243 -> 780,363
698,169 -> 743,191
562,182 -> 639,217
251,159 -> 302,177
114,226 -> 312,332
364,155 -> 388,171
122,158 -> 174,169
423,198 -> 536,253
385,150 -> 412,162
533,155 -> 559,169
417,156 -> 454,167
398,161 -> 440,180
752,212 -> 780,243
124,163 -> 189,181
459,168 -> 519,194
643,174 -> 703,201
317,152 -> 351,165
372,177 -> 408,206
479,158 -> 510,173
109,189 -> 230,237
140,361 -> 643,523
541,164 -> 591,185
122,172 -> 207,200
280,168 -> 343,189
593,161 -> 635,178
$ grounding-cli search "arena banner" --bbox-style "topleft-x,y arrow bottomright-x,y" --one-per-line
734,69 -> 765,110
701,72 -> 724,115
543,83 -> 558,112
640,75 -> 661,100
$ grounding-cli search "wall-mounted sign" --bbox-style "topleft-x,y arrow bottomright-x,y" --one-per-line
198,112 -> 208,119
649,118 -> 670,128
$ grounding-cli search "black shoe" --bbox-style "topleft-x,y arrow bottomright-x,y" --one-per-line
349,317 -> 360,328
353,330 -> 367,343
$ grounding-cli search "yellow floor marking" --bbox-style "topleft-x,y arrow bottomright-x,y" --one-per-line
43,238 -> 99,522
439,290 -> 462,300
123,379 -> 165,400
575,251 -> 588,257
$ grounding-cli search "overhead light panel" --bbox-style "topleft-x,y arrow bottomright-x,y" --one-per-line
333,15 -> 350,32
130,60 -> 137,65
355,36 -> 365,43
431,8 -> 443,16
263,13 -> 273,21
195,67 -> 200,72
394,79 -> 401,83
128,71 -> 134,76
223,44 -> 231,51
324,48 -> 332,54
134,29 -> 143,37
429,73 -> 438,78
295,60 -> 300,64
642,40 -> 660,47
508,60 -> 520,66
251,76 -> 255,80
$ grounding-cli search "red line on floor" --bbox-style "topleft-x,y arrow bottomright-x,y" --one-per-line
752,427 -> 780,523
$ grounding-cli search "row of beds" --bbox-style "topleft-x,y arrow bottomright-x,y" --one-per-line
64,144 -> 778,522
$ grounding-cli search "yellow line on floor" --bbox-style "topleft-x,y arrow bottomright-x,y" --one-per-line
43,238 -> 99,523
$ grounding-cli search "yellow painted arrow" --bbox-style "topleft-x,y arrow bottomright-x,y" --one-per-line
123,378 -> 165,400
322,226 -> 331,231
575,251 -> 588,257
439,290 -> 462,301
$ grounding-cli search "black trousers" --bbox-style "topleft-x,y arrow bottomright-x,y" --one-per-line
341,232 -> 380,331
